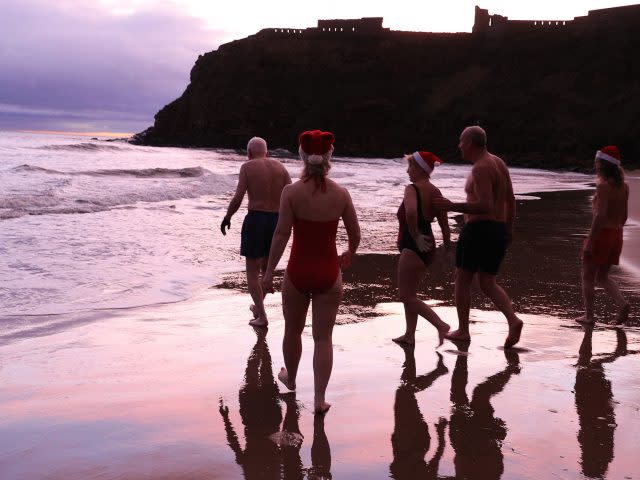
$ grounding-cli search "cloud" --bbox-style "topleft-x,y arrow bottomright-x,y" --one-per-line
0,0 -> 227,132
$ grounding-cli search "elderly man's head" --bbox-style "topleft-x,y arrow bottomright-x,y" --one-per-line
247,137 -> 267,159
459,126 -> 487,161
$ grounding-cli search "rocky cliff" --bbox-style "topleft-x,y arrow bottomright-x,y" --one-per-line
134,12 -> 640,170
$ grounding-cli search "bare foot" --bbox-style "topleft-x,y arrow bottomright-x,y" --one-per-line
615,304 -> 630,325
249,316 -> 268,328
575,315 -> 595,325
314,400 -> 331,415
505,318 -> 524,348
249,304 -> 259,319
278,367 -> 296,391
445,329 -> 471,343
437,323 -> 451,348
392,334 -> 415,345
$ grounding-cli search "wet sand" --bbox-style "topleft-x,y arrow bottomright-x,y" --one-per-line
1,188 -> 639,479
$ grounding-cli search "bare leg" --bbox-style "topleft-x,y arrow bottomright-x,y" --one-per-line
595,265 -> 630,324
280,273 -> 310,391
311,274 -> 342,414
395,250 -> 450,346
446,268 -> 474,343
576,260 -> 597,324
477,272 -> 523,348
246,257 -> 268,327
250,258 -> 270,319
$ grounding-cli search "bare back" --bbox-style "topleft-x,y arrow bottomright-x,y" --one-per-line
594,180 -> 629,228
465,153 -> 514,223
287,178 -> 349,221
242,158 -> 291,212
414,181 -> 444,221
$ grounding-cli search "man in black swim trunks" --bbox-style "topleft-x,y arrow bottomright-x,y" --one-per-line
221,137 -> 291,327
433,126 -> 523,348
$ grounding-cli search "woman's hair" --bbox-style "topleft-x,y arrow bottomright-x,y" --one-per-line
300,145 -> 333,179
596,159 -> 624,188
404,154 -> 430,178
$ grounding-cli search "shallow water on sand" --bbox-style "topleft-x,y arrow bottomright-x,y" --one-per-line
1,288 -> 638,479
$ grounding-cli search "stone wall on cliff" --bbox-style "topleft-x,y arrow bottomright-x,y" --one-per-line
135,10 -> 640,170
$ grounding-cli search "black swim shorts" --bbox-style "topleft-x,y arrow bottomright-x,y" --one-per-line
240,210 -> 279,259
455,221 -> 508,275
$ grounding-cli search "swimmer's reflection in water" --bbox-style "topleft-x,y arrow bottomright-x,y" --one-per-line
574,326 -> 634,479
447,345 -> 521,480
219,328 -> 332,479
390,345 -> 448,479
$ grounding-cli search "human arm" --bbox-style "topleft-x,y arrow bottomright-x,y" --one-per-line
623,184 -> 629,224
220,165 -> 248,235
504,169 -> 516,245
219,399 -> 244,461
262,186 -> 294,293
339,188 -> 361,270
436,210 -> 451,247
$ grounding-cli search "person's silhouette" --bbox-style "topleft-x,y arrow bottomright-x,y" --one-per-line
219,328 -> 300,479
448,345 -> 521,479
574,326 -> 630,478
390,345 -> 449,479
309,414 -> 332,480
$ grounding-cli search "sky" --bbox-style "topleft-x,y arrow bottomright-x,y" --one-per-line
0,0 -> 635,134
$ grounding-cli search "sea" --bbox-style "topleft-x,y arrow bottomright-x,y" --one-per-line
0,130 -> 608,319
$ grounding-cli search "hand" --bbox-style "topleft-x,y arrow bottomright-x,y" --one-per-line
340,251 -> 353,270
432,196 -> 453,212
262,272 -> 275,294
416,234 -> 433,253
220,216 -> 231,235
219,399 -> 229,416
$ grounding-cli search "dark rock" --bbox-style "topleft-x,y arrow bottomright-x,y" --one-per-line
135,6 -> 640,171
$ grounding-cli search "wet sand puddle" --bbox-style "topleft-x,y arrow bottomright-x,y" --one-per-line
1,288 -> 638,479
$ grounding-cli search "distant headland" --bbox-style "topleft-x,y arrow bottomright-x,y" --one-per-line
134,5 -> 640,170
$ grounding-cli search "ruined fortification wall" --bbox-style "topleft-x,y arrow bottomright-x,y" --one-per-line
473,4 -> 640,34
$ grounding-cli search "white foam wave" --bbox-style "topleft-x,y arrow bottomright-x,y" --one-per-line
39,142 -> 126,152
1,166 -> 233,219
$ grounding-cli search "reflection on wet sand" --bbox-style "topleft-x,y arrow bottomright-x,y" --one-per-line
219,328 -> 331,479
390,346 -> 448,479
574,327 -> 634,479
446,345 -> 521,480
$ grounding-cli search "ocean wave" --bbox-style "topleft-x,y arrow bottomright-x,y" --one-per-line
11,164 -> 206,178
0,166 -> 233,220
39,142 -> 125,152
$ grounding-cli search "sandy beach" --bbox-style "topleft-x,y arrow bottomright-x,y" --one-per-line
1,184 -> 639,479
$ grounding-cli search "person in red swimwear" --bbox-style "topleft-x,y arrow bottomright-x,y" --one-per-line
393,151 -> 452,347
262,130 -> 361,414
576,145 -> 630,325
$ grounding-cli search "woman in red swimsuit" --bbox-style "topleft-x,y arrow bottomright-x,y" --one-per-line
393,151 -> 452,346
576,146 -> 630,325
262,130 -> 360,414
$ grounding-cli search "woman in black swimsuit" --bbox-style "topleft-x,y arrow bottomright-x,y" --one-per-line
393,151 -> 451,346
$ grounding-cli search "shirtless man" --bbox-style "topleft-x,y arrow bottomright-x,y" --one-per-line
221,137 -> 291,327
433,126 -> 523,348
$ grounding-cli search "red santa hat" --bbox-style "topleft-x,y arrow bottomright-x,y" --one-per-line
299,130 -> 335,165
595,146 -> 621,166
412,151 -> 443,175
